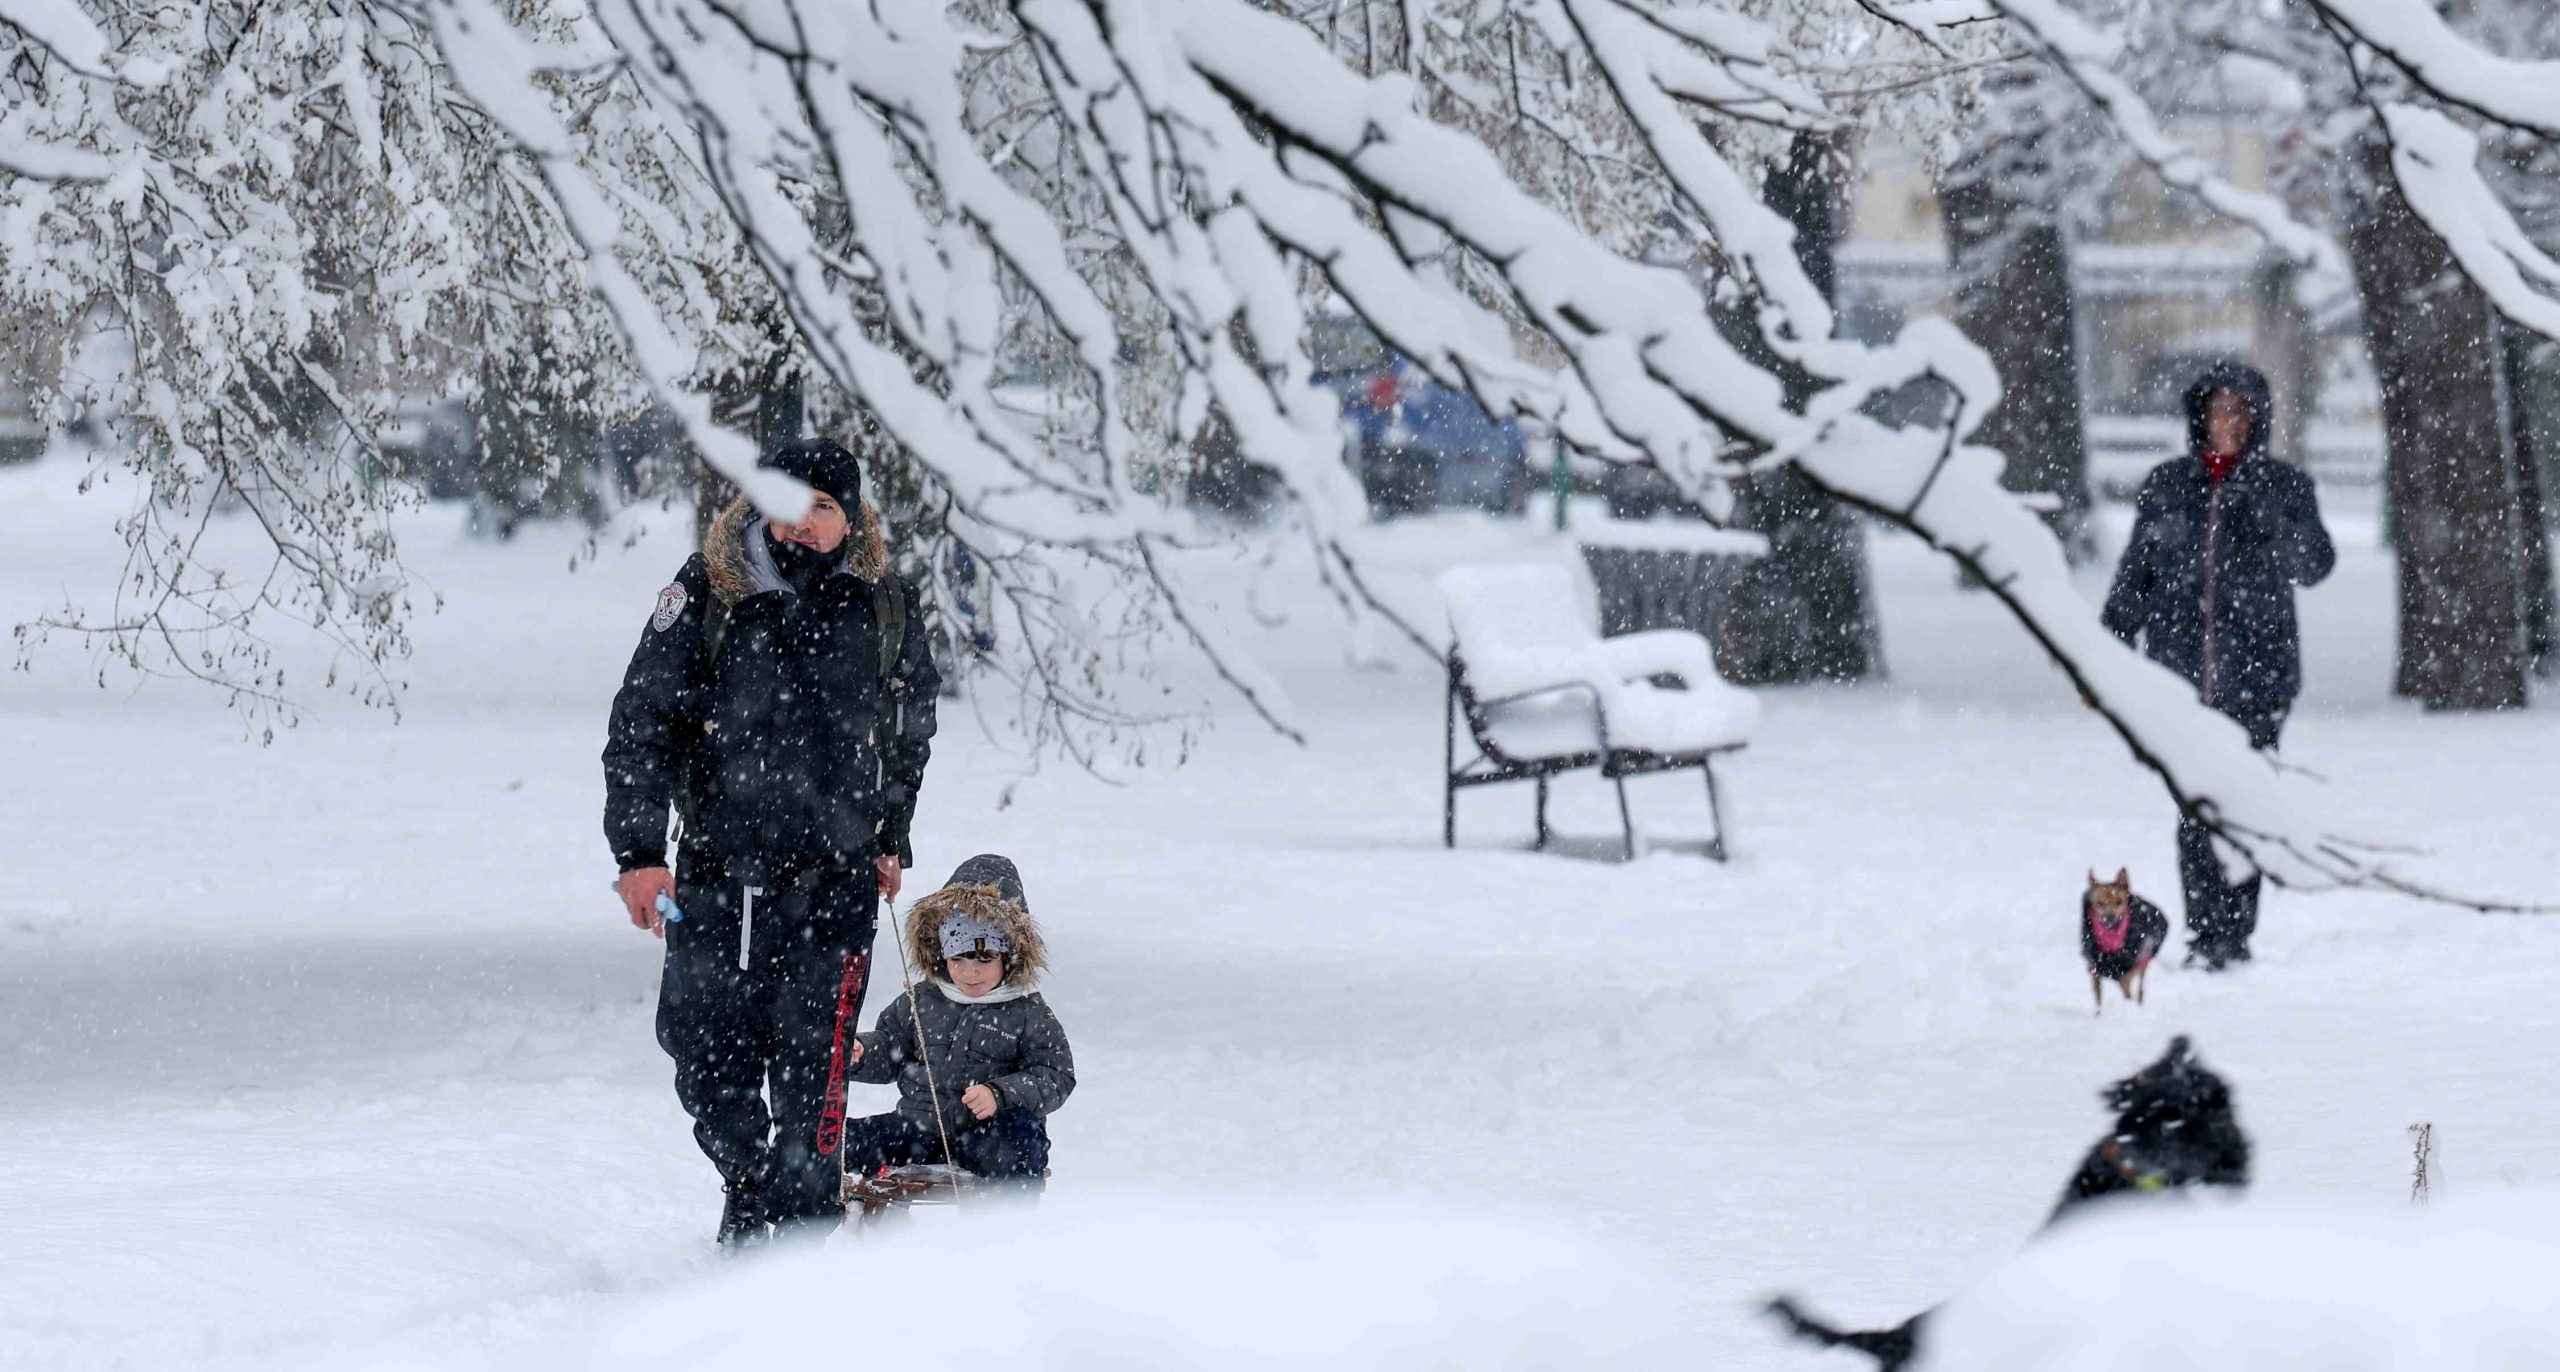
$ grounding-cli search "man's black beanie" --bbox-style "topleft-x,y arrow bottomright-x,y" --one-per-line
766,437 -> 863,509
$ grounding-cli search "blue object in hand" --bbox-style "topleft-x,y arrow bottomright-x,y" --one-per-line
656,891 -> 684,925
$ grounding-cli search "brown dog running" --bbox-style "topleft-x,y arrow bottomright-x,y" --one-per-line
2083,869 -> 2168,1014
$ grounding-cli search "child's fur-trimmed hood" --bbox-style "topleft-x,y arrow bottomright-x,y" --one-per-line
907,881 -> 1046,989
701,490 -> 890,607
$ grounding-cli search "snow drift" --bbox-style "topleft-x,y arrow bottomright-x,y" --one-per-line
584,1195 -> 1687,1370
1919,1193 -> 2560,1370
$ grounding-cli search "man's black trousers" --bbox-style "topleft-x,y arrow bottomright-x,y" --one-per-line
657,858 -> 876,1225
2176,710 -> 2282,966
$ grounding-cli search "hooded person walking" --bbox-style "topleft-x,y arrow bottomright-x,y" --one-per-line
602,436 -> 940,1243
2103,362 -> 2334,969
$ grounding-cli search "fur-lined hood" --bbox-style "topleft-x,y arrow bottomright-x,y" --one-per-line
907,881 -> 1047,989
701,491 -> 891,608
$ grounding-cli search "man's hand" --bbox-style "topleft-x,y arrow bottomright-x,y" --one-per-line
961,1083 -> 998,1121
876,853 -> 903,902
847,1040 -> 864,1065
617,867 -> 677,938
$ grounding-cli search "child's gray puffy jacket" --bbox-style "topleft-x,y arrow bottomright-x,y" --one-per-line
851,859 -> 1073,1127
851,986 -> 1075,1126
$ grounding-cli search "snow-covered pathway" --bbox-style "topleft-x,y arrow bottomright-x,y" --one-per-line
4,460 -> 2556,1368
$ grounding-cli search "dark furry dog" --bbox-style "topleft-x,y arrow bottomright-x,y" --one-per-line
1764,1037 -> 2249,1369
2083,869 -> 2169,1014
2049,1035 -> 2250,1215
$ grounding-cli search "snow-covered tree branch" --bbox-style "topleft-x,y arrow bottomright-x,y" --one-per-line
1,0 -> 780,733
1980,0 -> 2349,284
397,0 -> 2491,900
8,0 -> 2543,897
1976,0 -> 2560,352
2371,103 -> 2560,343
2306,0 -> 2560,140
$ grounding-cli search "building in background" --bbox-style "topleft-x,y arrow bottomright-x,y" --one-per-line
1839,127 -> 2387,499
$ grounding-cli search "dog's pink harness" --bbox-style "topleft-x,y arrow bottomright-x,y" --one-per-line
2089,907 -> 2131,955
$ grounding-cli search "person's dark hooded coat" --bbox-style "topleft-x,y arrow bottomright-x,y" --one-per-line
2102,363 -> 2335,716
603,491 -> 938,885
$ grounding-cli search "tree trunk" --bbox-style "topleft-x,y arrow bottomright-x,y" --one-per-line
2346,136 -> 2530,710
1722,131 -> 1881,684
693,339 -> 804,546
2255,260 -> 2318,474
2501,320 -> 2558,675
1938,71 -> 2095,563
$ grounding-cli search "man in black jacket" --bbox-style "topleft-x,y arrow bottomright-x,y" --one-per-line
603,437 -> 939,1243
2103,362 -> 2334,969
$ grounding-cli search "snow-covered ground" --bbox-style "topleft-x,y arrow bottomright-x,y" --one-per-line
1925,1191 -> 2560,1370
4,454 -> 2556,1369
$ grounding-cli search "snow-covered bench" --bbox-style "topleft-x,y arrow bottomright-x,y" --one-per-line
1439,562 -> 1757,860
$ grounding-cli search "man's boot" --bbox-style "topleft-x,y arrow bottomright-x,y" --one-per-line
717,1179 -> 770,1249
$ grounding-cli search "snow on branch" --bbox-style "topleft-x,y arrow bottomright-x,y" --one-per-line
4,0 -> 782,732
424,0 -> 802,522
2306,0 -> 2560,140
1982,0 -> 2350,285
2375,103 -> 2560,344
1856,0 -> 1999,31
0,0 -> 145,80
0,0 -> 133,178
1170,0 -> 1863,466
0,128 -> 112,181
404,0 -> 2472,897
1557,0 -> 1843,361
1994,0 -> 2560,416
1557,0 -> 1833,134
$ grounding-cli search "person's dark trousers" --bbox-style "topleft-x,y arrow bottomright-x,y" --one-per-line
657,858 -> 878,1228
2178,709 -> 2284,968
839,1106 -> 1050,1183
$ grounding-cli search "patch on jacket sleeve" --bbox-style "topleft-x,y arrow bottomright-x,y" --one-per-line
650,581 -> 689,633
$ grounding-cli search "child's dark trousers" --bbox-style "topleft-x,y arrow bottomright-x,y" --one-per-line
840,1106 -> 1049,1180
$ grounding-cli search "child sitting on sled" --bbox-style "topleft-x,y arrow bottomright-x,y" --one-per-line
844,854 -> 1073,1192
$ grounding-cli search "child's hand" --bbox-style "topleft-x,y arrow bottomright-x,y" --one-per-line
847,1040 -> 863,1064
961,1084 -> 998,1120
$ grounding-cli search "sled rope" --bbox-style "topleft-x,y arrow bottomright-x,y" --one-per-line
885,892 -> 966,1208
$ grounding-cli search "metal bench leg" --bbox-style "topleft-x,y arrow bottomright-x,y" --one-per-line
1443,673 -> 1459,850
1614,771 -> 1636,861
1533,776 -> 1550,851
1702,758 -> 1730,863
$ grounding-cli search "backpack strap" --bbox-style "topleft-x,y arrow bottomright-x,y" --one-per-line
700,596 -> 733,668
871,577 -> 909,690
